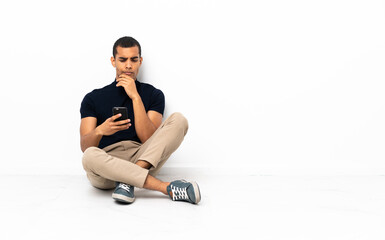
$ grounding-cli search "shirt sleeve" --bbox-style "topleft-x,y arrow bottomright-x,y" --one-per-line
148,88 -> 165,115
80,93 -> 97,118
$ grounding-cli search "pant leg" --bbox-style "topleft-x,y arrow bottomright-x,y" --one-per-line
131,112 -> 189,176
82,112 -> 188,189
82,141 -> 149,189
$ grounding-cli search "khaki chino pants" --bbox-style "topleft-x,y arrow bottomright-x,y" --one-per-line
82,112 -> 188,189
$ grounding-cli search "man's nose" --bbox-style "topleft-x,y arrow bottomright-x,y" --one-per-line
125,62 -> 132,69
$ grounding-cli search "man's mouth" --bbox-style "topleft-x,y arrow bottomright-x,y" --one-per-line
124,72 -> 133,76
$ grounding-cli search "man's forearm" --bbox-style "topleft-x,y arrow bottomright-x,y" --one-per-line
81,127 -> 103,152
132,96 -> 156,143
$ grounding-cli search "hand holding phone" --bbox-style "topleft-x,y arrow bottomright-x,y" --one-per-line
112,107 -> 128,122
95,107 -> 130,136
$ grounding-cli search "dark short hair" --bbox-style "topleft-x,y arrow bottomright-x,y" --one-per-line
113,36 -> 141,58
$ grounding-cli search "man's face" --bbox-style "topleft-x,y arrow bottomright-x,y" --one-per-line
111,46 -> 143,80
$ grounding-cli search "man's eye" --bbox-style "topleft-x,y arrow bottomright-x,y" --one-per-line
132,59 -> 138,62
120,59 -> 126,62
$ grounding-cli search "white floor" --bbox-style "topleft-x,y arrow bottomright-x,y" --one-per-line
1,169 -> 385,240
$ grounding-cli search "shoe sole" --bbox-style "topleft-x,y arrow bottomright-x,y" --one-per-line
112,193 -> 135,203
191,181 -> 201,204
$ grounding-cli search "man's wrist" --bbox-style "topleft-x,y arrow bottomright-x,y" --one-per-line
131,94 -> 142,103
95,126 -> 104,136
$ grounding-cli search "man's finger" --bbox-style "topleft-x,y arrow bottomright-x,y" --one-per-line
116,79 -> 127,85
114,119 -> 130,126
111,113 -> 122,121
116,78 -> 131,83
118,74 -> 133,78
112,123 -> 131,130
118,75 -> 134,81
120,123 -> 131,129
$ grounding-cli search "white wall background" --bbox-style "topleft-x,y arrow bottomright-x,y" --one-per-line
0,0 -> 384,175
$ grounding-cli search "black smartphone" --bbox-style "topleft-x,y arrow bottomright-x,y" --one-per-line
112,107 -> 128,122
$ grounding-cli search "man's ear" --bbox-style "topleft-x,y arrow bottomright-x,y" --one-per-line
111,56 -> 116,68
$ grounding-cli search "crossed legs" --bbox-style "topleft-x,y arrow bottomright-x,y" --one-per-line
136,160 -> 169,196
82,112 -> 188,196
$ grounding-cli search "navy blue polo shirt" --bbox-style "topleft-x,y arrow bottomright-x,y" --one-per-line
80,79 -> 165,149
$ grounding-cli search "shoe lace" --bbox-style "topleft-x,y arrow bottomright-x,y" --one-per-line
171,185 -> 189,201
118,183 -> 131,192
